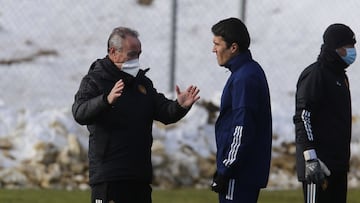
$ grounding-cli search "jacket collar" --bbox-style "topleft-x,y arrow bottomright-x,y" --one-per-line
225,50 -> 253,73
90,56 -> 151,86
317,44 -> 348,74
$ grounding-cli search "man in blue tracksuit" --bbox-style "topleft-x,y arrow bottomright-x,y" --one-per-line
210,17 -> 272,203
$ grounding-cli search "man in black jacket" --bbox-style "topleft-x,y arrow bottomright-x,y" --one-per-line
72,27 -> 200,203
294,24 -> 356,203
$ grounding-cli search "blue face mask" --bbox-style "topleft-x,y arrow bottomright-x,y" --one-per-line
340,48 -> 356,65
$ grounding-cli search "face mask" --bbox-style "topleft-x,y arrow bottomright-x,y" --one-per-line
340,48 -> 356,65
121,58 -> 140,77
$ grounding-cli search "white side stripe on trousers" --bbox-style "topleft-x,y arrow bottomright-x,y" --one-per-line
95,199 -> 103,203
226,179 -> 235,200
223,126 -> 243,167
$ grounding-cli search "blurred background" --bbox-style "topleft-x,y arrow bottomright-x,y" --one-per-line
1,0 -> 360,191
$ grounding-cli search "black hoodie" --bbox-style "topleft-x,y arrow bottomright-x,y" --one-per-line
293,45 -> 352,181
72,56 -> 189,185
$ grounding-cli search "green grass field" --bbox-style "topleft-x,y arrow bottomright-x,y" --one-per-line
1,188 -> 360,203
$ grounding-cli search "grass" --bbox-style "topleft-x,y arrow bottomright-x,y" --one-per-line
1,188 -> 360,203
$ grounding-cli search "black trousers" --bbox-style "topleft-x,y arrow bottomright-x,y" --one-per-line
302,172 -> 347,203
91,180 -> 152,203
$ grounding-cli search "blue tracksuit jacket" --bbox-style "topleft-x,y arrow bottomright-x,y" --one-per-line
215,50 -> 272,188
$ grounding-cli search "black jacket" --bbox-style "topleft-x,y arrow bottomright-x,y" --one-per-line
293,45 -> 352,181
72,56 -> 189,185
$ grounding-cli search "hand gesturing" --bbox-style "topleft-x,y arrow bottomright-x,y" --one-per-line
107,79 -> 125,104
176,85 -> 200,109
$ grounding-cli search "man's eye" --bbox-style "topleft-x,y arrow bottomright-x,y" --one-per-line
127,51 -> 139,57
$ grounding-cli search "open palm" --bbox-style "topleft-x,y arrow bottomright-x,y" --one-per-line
176,85 -> 200,108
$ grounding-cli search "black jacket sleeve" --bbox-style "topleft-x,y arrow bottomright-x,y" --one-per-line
136,71 -> 190,125
153,93 -> 189,125
72,76 -> 111,125
294,65 -> 323,151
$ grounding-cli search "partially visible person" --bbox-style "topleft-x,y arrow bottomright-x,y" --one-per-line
210,17 -> 272,203
72,26 -> 200,203
294,23 -> 356,203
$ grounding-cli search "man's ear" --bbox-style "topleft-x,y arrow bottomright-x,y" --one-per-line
108,47 -> 116,56
336,47 -> 347,57
230,43 -> 239,53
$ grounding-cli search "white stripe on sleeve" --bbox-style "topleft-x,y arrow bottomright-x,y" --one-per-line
301,109 -> 314,141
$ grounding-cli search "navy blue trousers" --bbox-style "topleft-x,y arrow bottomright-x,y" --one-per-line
218,179 -> 260,203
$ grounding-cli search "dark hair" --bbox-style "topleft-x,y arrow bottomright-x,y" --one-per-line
211,17 -> 250,52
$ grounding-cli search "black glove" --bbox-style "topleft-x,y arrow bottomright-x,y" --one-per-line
305,159 -> 330,184
211,172 -> 228,194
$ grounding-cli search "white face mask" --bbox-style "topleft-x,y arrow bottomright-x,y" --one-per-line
121,58 -> 140,77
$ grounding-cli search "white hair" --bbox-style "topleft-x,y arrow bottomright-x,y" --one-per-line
107,27 -> 139,52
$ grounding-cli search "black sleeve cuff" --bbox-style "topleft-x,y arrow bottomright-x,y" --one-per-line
102,93 -> 112,107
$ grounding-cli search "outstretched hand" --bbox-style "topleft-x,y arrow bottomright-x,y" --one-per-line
176,85 -> 200,109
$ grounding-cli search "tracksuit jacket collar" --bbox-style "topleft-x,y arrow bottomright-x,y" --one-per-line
224,50 -> 252,73
318,44 -> 348,74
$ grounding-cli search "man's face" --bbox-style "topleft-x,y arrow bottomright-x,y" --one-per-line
336,44 -> 355,57
212,36 -> 234,66
110,36 -> 142,69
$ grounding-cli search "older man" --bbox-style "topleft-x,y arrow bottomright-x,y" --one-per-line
72,27 -> 200,203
